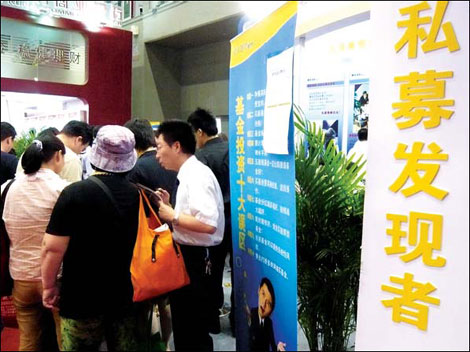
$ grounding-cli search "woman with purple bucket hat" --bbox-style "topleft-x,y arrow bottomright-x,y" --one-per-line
41,125 -> 141,351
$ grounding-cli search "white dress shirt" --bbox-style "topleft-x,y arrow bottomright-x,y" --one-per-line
2,168 -> 69,280
172,155 -> 224,247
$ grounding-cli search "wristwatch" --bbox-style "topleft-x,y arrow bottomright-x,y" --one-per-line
172,210 -> 180,226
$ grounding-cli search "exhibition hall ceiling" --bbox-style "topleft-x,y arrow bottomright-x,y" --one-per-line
149,14 -> 242,49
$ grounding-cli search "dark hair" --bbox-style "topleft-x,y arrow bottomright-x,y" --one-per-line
187,108 -> 218,136
92,125 -> 102,139
60,120 -> 93,145
1,122 -> 17,141
21,135 -> 66,175
124,119 -> 156,151
260,277 -> 275,312
358,128 -> 368,141
37,127 -> 60,138
156,120 -> 196,155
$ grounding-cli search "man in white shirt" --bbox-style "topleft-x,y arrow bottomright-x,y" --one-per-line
155,120 -> 224,351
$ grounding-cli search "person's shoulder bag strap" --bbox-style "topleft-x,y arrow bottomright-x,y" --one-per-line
88,176 -> 123,219
1,179 -> 16,205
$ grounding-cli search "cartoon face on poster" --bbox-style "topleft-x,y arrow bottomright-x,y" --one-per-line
240,276 -> 287,351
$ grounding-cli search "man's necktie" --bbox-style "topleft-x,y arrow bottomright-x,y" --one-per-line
171,178 -> 179,208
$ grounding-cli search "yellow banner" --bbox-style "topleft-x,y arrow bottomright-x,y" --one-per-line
230,1 -> 298,68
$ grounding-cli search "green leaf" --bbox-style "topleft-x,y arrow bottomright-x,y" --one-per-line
13,128 -> 38,157
295,104 -> 364,351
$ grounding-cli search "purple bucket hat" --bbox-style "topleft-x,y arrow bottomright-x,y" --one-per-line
89,125 -> 137,173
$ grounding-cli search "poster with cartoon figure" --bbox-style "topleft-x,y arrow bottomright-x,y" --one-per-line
229,2 -> 298,351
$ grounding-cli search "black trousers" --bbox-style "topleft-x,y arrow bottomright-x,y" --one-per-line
208,207 -> 234,330
170,245 -> 213,351
210,209 -> 232,308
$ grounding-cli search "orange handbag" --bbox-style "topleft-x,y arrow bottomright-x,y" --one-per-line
130,190 -> 190,302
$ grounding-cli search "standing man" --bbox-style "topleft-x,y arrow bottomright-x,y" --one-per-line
125,118 -> 176,195
187,108 -> 233,334
1,122 -> 18,185
17,120 -> 93,183
155,120 -> 224,351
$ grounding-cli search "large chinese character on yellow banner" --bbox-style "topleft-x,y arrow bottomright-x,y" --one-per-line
382,273 -> 440,331
389,141 -> 448,199
395,1 -> 460,59
392,70 -> 454,129
385,212 -> 446,267
237,174 -> 246,211
236,115 -> 245,135
235,96 -> 245,116
236,136 -> 245,155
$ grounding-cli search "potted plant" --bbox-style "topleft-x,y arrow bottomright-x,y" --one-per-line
294,106 -> 366,351
13,128 -> 37,158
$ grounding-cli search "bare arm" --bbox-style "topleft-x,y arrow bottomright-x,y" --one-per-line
158,201 -> 216,234
177,212 -> 217,234
41,234 -> 70,309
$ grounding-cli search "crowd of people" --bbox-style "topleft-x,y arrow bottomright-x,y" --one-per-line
0,108 -> 231,351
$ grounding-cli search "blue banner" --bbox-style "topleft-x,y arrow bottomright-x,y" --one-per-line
229,3 -> 298,351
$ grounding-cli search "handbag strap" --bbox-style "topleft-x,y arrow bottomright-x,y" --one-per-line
139,188 -> 162,227
139,188 -> 181,258
1,179 -> 16,204
88,176 -> 123,219
1,179 -> 16,216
